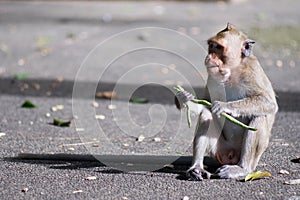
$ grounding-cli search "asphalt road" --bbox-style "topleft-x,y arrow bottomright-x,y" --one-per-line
0,1 -> 299,199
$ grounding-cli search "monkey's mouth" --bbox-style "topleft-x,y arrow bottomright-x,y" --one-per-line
206,65 -> 218,69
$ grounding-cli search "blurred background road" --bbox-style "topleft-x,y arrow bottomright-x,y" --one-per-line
0,0 -> 299,199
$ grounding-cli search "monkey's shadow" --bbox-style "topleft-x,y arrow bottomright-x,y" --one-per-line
4,154 -> 222,181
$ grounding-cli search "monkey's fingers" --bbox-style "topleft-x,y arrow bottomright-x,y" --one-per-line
175,91 -> 194,109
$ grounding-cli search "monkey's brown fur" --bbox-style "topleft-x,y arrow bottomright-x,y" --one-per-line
177,23 -> 278,180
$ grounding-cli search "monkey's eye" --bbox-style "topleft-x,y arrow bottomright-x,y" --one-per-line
209,42 -> 223,50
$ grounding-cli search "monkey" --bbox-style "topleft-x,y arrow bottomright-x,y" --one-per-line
175,23 -> 278,180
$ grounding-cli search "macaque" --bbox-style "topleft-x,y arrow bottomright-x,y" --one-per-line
175,23 -> 278,180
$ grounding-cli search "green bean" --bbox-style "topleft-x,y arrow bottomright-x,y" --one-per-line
174,86 -> 257,131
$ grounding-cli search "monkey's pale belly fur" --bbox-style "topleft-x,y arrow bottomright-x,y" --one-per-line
213,117 -> 249,165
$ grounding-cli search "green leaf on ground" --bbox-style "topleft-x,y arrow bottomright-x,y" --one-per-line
66,33 -> 76,39
14,73 -> 29,80
35,36 -> 49,46
21,100 -> 36,108
53,118 -> 71,127
129,97 -> 149,104
245,171 -> 272,182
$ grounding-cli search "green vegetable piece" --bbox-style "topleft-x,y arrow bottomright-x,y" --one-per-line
129,97 -> 149,104
53,118 -> 71,127
221,112 -> 257,131
186,104 -> 191,128
191,99 -> 212,107
174,85 -> 257,131
21,100 -> 36,108
15,74 -> 29,80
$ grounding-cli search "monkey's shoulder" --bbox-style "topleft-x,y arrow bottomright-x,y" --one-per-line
240,56 -> 273,88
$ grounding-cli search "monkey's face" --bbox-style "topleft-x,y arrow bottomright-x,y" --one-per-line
205,39 -> 231,82
205,23 -> 255,83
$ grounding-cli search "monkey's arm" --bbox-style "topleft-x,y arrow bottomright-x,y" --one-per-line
212,94 -> 278,118
212,68 -> 278,118
175,86 -> 257,130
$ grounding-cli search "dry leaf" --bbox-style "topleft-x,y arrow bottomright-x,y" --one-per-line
136,135 -> 145,142
56,76 -> 64,83
160,67 -> 169,74
245,171 -> 272,181
31,83 -> 41,90
276,60 -> 283,68
95,115 -> 105,120
182,196 -> 189,200
284,179 -> 300,185
51,105 -> 64,112
163,164 -> 174,168
95,91 -> 117,99
279,169 -> 290,175
84,176 -> 97,180
39,47 -> 50,56
18,58 -> 25,66
67,147 -> 75,151
50,83 -> 57,89
108,104 -> 117,110
72,190 -> 83,194
91,101 -> 99,108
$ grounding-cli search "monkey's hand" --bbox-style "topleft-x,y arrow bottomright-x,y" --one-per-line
175,90 -> 195,109
211,101 -> 238,117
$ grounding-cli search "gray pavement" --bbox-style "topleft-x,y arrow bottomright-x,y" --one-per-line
0,1 -> 300,199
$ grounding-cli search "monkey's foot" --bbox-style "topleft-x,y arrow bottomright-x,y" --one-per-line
215,165 -> 248,179
187,167 -> 211,181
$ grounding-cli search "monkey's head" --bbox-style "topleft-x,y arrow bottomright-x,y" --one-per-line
205,23 -> 255,82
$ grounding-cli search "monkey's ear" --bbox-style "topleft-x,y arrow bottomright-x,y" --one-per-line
242,39 -> 255,57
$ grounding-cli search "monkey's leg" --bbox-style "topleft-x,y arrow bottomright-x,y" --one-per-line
216,116 -> 270,179
246,116 -> 271,171
187,108 -> 219,181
